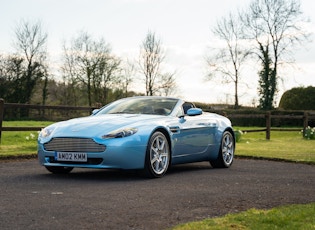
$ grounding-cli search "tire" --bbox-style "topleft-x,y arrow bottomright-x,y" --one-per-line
45,166 -> 73,174
210,131 -> 234,168
143,131 -> 170,178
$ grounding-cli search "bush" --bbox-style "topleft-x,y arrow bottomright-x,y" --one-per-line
302,126 -> 315,140
279,86 -> 315,110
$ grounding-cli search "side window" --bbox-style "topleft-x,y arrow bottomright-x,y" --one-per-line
182,102 -> 195,114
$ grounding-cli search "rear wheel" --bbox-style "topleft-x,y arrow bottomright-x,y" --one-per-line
210,131 -> 234,168
143,131 -> 170,178
45,166 -> 73,174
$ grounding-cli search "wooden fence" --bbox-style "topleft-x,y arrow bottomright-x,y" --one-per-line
227,112 -> 313,139
0,98 -> 314,143
0,98 -> 96,143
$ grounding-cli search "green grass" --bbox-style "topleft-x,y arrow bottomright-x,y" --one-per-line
2,120 -> 53,127
172,203 -> 315,230
0,121 -> 52,158
234,127 -> 315,164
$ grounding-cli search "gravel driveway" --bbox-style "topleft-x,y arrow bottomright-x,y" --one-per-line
1,158 -> 315,230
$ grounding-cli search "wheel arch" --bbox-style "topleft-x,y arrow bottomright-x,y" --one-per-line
210,127 -> 235,168
224,127 -> 235,144
143,127 -> 172,178
152,127 -> 172,160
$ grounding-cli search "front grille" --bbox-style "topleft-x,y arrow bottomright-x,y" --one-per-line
44,138 -> 106,152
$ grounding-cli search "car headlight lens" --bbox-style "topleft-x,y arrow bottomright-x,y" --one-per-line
102,128 -> 138,139
39,127 -> 55,138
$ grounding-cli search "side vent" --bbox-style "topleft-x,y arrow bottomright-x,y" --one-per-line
169,126 -> 180,134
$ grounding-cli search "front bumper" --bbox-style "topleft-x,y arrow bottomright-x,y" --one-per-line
38,140 -> 147,170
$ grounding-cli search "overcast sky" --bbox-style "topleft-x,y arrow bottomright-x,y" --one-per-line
1,0 -> 314,105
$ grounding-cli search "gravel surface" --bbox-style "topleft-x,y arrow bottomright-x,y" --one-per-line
1,158 -> 315,230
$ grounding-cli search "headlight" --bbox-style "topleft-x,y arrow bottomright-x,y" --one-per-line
102,128 -> 138,139
39,127 -> 55,138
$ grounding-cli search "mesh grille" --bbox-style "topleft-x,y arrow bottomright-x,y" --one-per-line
44,138 -> 106,152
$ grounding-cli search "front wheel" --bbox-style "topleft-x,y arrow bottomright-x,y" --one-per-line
210,131 -> 234,168
143,131 -> 170,178
45,166 -> 73,174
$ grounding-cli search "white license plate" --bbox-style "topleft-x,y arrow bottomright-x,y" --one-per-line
55,152 -> 87,162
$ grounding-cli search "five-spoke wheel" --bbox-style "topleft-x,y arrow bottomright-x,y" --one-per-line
144,131 -> 170,178
210,131 -> 234,168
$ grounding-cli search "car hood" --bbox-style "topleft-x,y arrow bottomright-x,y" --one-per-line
46,114 -> 166,138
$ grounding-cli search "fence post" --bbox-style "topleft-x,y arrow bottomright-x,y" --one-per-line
0,98 -> 4,144
265,111 -> 271,140
303,111 -> 309,137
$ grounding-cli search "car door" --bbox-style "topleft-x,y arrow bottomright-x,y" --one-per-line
170,113 -> 218,160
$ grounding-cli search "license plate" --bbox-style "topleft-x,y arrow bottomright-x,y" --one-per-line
55,152 -> 87,162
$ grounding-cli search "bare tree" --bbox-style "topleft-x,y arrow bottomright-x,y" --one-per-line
158,72 -> 177,96
242,0 -> 310,109
121,59 -> 135,97
139,31 -> 176,96
13,20 -> 48,105
62,32 -> 121,106
206,13 -> 250,108
94,54 -> 122,104
61,42 -> 80,106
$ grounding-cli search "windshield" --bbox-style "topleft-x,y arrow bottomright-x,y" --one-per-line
96,97 -> 179,116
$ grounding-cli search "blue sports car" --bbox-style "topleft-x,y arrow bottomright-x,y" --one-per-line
38,96 -> 235,178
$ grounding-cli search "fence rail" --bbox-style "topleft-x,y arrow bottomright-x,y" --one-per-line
3,102 -> 96,111
227,111 -> 314,139
0,98 -> 96,143
0,98 -> 314,143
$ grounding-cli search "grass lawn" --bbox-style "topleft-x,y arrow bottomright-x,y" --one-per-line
234,127 -> 315,164
0,121 -> 52,158
172,203 -> 315,230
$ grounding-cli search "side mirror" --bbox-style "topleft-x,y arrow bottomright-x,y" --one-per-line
91,109 -> 99,115
186,108 -> 202,116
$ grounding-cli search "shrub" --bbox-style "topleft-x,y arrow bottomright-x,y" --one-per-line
302,126 -> 315,140
279,86 -> 315,110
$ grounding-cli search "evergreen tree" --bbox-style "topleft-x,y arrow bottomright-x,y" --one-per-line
258,44 -> 276,110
